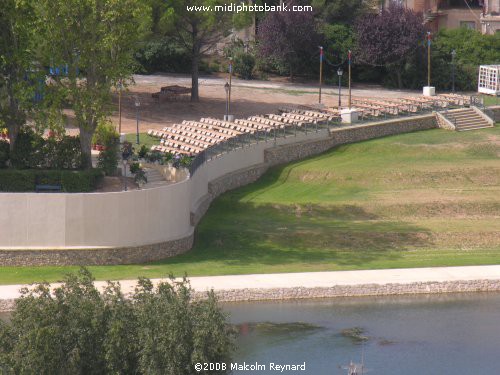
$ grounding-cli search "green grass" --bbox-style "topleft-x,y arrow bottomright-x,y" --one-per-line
483,95 -> 500,107
124,133 -> 159,149
1,126 -> 499,285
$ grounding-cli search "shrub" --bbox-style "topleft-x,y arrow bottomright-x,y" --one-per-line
61,169 -> 104,192
133,168 -> 147,186
9,128 -> 37,169
93,121 -> 118,146
96,122 -> 120,176
138,144 -> 148,159
146,150 -> 162,164
0,170 -> 35,191
234,52 -> 255,80
0,169 -> 103,192
0,140 -> 9,168
7,128 -> 82,169
129,162 -> 141,174
0,269 -> 234,374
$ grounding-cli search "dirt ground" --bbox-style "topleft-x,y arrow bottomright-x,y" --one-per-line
103,73 -> 423,135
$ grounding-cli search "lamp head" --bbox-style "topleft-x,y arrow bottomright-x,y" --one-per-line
337,67 -> 343,76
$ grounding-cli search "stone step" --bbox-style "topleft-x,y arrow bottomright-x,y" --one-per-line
454,120 -> 488,125
442,108 -> 492,132
457,125 -> 493,131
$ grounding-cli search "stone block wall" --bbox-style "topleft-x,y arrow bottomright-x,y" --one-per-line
193,279 -> 500,303
265,115 -> 437,166
0,233 -> 194,266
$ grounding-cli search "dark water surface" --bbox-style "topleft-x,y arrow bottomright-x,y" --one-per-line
224,292 -> 500,375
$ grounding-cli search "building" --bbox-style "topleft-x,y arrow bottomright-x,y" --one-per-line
386,0 -> 500,34
481,0 -> 500,34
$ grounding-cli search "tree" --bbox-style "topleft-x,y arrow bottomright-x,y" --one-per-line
34,0 -> 148,168
0,268 -> 234,374
0,0 -> 36,153
355,3 -> 425,89
313,0 -> 374,25
159,0 -> 234,102
257,4 -> 321,80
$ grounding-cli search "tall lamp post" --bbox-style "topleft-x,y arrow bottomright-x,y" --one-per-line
337,67 -> 343,108
228,57 -> 233,113
319,46 -> 324,104
134,97 -> 140,145
451,49 -> 456,93
118,80 -> 123,134
224,82 -> 230,119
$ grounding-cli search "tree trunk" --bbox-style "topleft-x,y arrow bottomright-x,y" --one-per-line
7,123 -> 19,154
191,52 -> 199,102
79,124 -> 94,169
191,24 -> 200,102
395,68 -> 403,89
6,80 -> 23,153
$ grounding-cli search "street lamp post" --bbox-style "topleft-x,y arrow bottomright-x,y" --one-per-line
451,49 -> 457,93
118,80 -> 123,134
134,97 -> 140,145
337,67 -> 343,108
224,82 -> 230,119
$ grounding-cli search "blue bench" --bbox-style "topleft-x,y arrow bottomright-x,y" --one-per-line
35,184 -> 62,193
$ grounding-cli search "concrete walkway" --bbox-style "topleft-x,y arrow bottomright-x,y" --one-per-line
1,265 -> 500,303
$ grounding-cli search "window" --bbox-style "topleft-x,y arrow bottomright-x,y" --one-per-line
460,21 -> 476,29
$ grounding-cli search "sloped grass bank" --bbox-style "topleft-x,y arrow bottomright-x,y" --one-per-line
0,126 -> 499,284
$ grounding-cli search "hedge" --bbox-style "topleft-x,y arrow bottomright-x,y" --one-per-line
0,169 -> 104,192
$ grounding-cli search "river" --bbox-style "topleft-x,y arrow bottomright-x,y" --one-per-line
225,292 -> 500,375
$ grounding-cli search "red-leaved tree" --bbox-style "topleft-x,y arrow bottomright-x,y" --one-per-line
355,3 -> 426,89
257,5 -> 320,81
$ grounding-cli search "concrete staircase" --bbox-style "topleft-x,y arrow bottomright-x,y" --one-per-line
441,108 -> 494,132
144,168 -> 168,188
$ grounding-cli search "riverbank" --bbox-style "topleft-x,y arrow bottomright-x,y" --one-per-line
1,265 -> 500,311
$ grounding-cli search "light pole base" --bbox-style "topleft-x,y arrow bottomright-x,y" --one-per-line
423,86 -> 436,97
341,108 -> 359,124
223,115 -> 234,122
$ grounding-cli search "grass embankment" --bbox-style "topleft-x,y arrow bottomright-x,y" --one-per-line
1,126 -> 499,284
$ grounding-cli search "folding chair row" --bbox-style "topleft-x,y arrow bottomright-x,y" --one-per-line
199,118 -> 253,134
159,131 -> 216,148
234,119 -> 272,131
247,116 -> 287,128
151,145 -> 191,156
159,126 -> 222,144
184,120 -> 241,137
160,138 -> 205,153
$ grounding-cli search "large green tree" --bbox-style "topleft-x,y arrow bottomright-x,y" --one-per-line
159,0 -> 235,102
34,0 -> 148,168
0,269 -> 234,374
0,0 -> 36,153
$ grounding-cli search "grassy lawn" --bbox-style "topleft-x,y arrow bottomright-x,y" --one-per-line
124,132 -> 159,149
1,125 -> 499,284
483,95 -> 500,107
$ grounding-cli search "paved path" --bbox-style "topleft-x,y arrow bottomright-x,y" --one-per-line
1,265 -> 500,302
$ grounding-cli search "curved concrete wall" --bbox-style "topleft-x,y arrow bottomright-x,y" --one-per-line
0,115 -> 438,265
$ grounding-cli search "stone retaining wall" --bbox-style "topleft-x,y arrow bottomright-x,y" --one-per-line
2,279 -> 500,311
197,279 -> 500,302
0,233 -> 194,267
485,105 -> 500,122
265,115 -> 437,166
